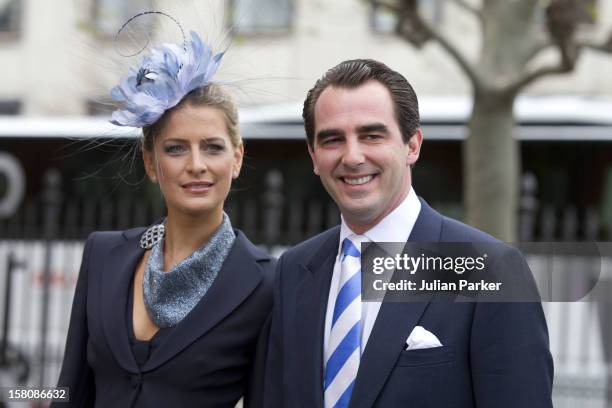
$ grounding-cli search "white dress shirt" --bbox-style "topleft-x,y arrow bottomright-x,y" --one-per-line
324,187 -> 422,358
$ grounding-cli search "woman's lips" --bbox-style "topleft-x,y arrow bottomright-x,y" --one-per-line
182,181 -> 213,193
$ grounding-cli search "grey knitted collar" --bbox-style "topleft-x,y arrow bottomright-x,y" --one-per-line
142,214 -> 235,328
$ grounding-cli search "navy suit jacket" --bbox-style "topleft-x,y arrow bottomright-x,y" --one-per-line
264,199 -> 553,407
54,227 -> 274,408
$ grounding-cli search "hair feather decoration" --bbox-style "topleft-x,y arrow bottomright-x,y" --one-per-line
110,31 -> 224,128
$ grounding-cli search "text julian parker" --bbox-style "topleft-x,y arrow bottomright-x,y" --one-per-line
373,279 -> 502,292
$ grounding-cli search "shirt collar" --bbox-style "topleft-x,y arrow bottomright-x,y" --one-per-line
338,187 -> 422,252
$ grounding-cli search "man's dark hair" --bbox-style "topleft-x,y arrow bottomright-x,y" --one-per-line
302,59 -> 420,147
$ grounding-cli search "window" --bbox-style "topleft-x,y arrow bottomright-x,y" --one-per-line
370,0 -> 443,34
91,0 -> 153,38
228,0 -> 294,35
0,100 -> 21,115
370,3 -> 397,35
0,0 -> 20,35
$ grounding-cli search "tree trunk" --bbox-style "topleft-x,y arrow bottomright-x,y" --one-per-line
464,90 -> 518,242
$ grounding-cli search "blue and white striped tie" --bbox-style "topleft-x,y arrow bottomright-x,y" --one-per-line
324,236 -> 362,408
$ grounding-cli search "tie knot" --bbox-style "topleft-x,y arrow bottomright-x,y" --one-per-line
341,237 -> 361,261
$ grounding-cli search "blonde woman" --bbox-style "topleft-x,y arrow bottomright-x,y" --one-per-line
54,28 -> 273,408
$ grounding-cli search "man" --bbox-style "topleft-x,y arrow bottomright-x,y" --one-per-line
264,59 -> 553,407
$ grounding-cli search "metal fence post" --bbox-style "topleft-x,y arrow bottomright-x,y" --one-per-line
38,168 -> 62,391
519,172 -> 538,241
0,253 -> 27,380
0,257 -> 14,367
263,170 -> 284,246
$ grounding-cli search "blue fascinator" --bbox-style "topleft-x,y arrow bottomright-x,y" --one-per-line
110,30 -> 224,128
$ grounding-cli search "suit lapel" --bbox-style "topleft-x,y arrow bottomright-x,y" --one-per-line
142,231 -> 265,371
295,227 -> 339,408
350,199 -> 443,408
101,229 -> 143,373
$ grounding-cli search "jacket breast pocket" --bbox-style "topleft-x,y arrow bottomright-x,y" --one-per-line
395,346 -> 455,367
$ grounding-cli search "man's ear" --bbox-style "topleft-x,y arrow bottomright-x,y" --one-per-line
308,143 -> 320,176
406,129 -> 423,167
142,148 -> 157,182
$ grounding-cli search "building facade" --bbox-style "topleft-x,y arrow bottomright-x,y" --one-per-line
1,0 -> 612,115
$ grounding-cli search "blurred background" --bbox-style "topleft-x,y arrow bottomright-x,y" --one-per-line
1,0 -> 612,406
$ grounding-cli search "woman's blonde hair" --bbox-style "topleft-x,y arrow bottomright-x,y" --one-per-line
142,83 -> 240,150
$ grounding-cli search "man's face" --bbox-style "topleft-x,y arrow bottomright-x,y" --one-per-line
309,80 -> 422,233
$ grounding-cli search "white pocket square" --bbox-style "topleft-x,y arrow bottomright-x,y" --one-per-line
405,326 -> 443,350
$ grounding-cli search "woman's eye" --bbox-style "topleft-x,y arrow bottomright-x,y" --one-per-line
204,143 -> 225,153
164,144 -> 185,154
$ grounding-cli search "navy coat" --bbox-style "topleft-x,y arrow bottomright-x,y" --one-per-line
264,199 -> 553,408
54,227 -> 274,408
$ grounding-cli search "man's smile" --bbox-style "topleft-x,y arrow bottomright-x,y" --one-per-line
341,175 -> 375,185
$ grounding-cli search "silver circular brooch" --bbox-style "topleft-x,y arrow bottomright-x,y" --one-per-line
140,223 -> 165,249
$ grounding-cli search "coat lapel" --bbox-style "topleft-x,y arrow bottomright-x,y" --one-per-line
350,199 -> 443,408
142,230 -> 266,371
101,228 -> 144,373
295,227 -> 340,408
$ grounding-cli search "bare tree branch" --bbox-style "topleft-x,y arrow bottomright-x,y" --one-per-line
505,45 -> 578,94
448,0 -> 484,25
505,62 -> 573,94
577,32 -> 612,53
508,28 -> 612,94
524,38 -> 554,64
580,42 -> 612,53
408,6 -> 483,88
372,0 -> 483,89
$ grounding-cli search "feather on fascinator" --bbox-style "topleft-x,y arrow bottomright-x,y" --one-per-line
110,30 -> 224,128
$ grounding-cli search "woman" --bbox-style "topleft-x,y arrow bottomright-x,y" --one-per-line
54,29 -> 273,407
